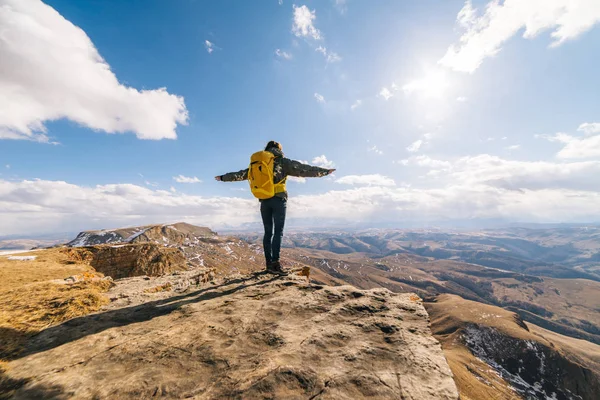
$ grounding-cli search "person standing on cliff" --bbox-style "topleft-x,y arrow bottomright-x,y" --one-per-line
215,141 -> 335,275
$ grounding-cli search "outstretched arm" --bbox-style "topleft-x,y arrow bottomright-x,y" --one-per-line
283,159 -> 335,178
215,168 -> 249,182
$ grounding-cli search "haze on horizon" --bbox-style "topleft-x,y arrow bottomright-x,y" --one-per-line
1,0 -> 600,236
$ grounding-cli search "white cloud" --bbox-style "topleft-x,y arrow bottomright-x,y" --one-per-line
0,179 -> 257,235
402,155 -> 452,170
368,145 -> 383,155
336,174 -> 396,187
505,144 -> 521,150
333,0 -> 348,14
275,49 -> 292,60
5,165 -> 9,169
379,82 -> 404,101
406,140 -> 423,153
315,46 -> 341,63
314,93 -> 325,103
312,155 -> 334,168
0,0 -> 188,142
279,0 -> 283,5
379,87 -> 394,101
456,96 -> 468,102
299,185 -> 600,224
440,0 -> 600,73
537,123 -> 600,159
540,133 -> 600,159
292,5 -> 321,40
287,176 -> 307,183
350,99 -> 362,110
2,167 -> 600,234
205,40 -> 214,54
578,122 -> 600,136
326,52 -> 342,63
173,175 -> 202,184
411,154 -> 600,192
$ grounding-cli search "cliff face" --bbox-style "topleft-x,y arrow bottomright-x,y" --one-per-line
75,244 -> 188,279
66,222 -> 267,278
6,274 -> 458,399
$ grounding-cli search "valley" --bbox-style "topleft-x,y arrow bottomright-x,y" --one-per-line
238,226 -> 600,280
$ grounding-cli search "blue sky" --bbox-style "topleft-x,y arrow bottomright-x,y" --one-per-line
1,0 -> 600,235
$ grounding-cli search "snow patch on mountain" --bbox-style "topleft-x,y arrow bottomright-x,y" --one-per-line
463,325 -> 579,400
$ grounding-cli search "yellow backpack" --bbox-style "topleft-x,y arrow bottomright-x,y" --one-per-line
249,151 -> 276,199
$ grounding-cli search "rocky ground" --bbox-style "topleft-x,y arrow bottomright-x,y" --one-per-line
4,273 -> 458,399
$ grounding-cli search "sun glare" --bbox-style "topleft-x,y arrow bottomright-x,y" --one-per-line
403,69 -> 451,100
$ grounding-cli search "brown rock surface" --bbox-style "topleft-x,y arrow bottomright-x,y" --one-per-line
6,274 -> 458,399
66,243 -> 188,279
65,222 -> 268,277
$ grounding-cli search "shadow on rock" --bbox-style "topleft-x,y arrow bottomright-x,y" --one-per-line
15,273 -> 280,361
0,327 -> 32,360
0,370 -> 65,400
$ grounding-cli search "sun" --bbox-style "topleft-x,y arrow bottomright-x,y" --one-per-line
402,69 -> 451,100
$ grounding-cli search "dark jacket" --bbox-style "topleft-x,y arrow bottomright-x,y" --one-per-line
220,147 -> 330,199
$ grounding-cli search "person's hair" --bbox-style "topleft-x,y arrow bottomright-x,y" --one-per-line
265,141 -> 282,151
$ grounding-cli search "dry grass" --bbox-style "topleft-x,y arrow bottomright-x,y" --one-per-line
443,347 -> 521,400
0,249 -> 113,359
425,295 -> 528,399
0,279 -> 112,331
0,248 -> 93,291
528,323 -> 600,372
0,279 -> 112,359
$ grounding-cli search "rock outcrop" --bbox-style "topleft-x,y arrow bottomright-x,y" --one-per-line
63,244 -> 188,279
6,274 -> 458,399
88,244 -> 188,279
65,222 -> 267,278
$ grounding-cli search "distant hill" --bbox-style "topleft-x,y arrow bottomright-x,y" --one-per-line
64,222 -> 269,279
426,294 -> 600,400
67,222 -> 216,247
239,227 -> 600,281
0,238 -> 67,251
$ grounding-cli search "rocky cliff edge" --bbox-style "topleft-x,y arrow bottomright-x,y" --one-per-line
6,274 -> 458,399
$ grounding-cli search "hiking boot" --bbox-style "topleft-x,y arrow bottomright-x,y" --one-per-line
266,261 -> 288,276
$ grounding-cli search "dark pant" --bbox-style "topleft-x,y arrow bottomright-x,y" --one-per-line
260,196 -> 287,264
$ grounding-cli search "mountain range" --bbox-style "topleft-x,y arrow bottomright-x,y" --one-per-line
1,222 -> 599,399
